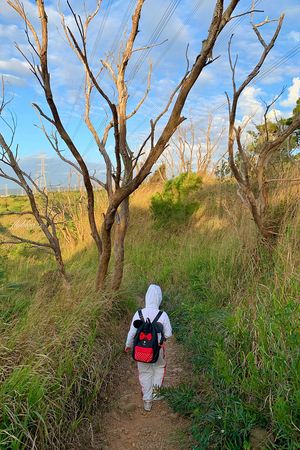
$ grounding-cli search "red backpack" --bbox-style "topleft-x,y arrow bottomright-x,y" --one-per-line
132,309 -> 165,363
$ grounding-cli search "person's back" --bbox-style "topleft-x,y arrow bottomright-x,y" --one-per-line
125,284 -> 172,411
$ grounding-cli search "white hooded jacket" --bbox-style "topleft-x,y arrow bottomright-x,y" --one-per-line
125,284 -> 172,348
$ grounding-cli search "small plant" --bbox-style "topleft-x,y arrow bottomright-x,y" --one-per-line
162,384 -> 199,416
150,172 -> 202,227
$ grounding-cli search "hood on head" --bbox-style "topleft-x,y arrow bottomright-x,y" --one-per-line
145,284 -> 162,309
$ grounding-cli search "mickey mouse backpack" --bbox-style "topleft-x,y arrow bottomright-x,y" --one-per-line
132,309 -> 165,363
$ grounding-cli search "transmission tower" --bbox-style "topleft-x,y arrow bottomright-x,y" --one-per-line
39,154 -> 47,191
67,169 -> 73,192
34,154 -> 47,192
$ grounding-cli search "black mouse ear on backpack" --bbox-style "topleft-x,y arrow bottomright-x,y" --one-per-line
155,322 -> 163,333
133,319 -> 143,328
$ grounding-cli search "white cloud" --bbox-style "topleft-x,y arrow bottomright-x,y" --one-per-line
280,77 -> 300,108
238,86 -> 264,123
288,31 -> 300,43
0,58 -> 30,77
266,108 -> 283,121
236,87 -> 290,127
1,0 -> 300,159
259,65 -> 300,85
1,73 -> 26,86
0,23 -> 22,39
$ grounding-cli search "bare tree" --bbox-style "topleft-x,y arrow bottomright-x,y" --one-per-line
226,15 -> 300,242
164,115 -> 225,176
7,0 -> 243,291
0,93 -> 67,280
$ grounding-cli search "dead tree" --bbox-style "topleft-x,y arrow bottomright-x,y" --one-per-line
226,14 -> 300,242
7,0 -> 243,291
0,96 -> 67,280
170,120 -> 196,174
165,115 -> 225,176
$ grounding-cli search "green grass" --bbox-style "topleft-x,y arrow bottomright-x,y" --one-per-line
170,256 -> 299,449
0,276 -> 129,448
0,183 -> 299,449
125,185 -> 300,449
0,198 -> 132,448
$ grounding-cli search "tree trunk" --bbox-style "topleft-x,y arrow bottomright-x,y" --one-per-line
111,197 -> 130,292
243,189 -> 275,244
95,206 -> 117,291
52,239 -> 69,283
96,225 -> 112,291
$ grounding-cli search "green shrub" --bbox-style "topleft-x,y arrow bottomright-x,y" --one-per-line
150,172 -> 202,227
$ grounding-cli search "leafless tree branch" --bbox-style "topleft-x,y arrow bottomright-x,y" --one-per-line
225,12 -> 300,242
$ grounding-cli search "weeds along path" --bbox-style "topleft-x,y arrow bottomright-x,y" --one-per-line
78,337 -> 191,450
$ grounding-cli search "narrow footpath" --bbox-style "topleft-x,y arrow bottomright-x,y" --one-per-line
78,337 -> 191,450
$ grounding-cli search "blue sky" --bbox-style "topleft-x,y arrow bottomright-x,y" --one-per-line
0,0 -> 299,190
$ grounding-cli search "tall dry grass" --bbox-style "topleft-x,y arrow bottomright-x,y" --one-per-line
123,177 -> 299,449
0,175 -> 299,448
0,191 -> 131,449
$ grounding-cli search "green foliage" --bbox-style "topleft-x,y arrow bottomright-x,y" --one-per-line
0,299 -> 126,449
164,245 -> 299,449
162,384 -> 199,416
0,196 -> 29,214
0,368 -> 49,450
150,172 -> 202,226
126,197 -> 299,449
247,97 -> 300,163
0,235 -> 130,449
215,159 -> 232,180
1,181 -> 299,449
215,98 -> 300,181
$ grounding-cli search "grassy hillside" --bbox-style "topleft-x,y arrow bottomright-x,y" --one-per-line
0,192 -> 134,449
125,180 -> 299,449
0,178 -> 299,449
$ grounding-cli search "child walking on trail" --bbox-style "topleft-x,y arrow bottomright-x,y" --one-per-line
125,284 -> 172,412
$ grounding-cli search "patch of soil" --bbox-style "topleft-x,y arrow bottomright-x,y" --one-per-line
249,427 -> 274,449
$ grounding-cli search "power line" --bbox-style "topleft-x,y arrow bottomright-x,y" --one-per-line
84,0 -> 236,152
70,0 -> 136,142
109,0 -> 136,56
69,0 -> 260,142
127,0 -> 182,82
83,0 -> 185,155
90,0 -> 113,61
212,41 -> 300,114
254,44 -> 300,84
65,1 -> 113,130
133,0 -> 204,89
131,0 -> 300,134
83,0 -> 298,158
128,0 -> 260,135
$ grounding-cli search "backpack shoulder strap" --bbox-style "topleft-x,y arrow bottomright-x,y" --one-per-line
153,310 -> 165,345
138,309 -> 144,321
152,310 -> 163,323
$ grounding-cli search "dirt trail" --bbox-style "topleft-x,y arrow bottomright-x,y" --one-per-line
80,338 -> 191,450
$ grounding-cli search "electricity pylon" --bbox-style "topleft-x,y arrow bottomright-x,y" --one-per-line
34,154 -> 47,193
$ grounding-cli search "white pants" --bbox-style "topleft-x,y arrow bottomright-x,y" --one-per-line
137,347 -> 166,401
